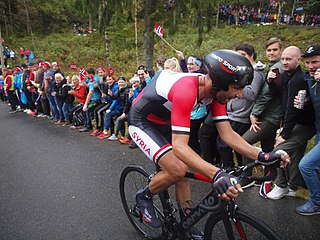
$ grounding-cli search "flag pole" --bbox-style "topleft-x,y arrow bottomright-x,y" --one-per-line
160,37 -> 178,52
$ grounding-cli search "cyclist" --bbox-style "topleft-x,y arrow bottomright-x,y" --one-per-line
128,50 -> 290,234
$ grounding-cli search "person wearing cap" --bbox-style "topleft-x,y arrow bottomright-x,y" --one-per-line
295,45 -> 320,215
266,46 -> 316,200
3,68 -> 18,113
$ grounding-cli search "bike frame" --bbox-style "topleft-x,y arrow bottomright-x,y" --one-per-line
154,170 -> 235,239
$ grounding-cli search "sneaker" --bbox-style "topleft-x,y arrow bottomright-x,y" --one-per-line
119,137 -> 131,144
187,226 -> 204,240
97,132 -> 111,139
9,109 -> 17,114
37,113 -> 45,118
135,189 -> 161,228
238,176 -> 255,189
54,120 -> 65,125
27,110 -> 37,116
23,109 -> 30,113
266,185 -> 288,200
90,129 -> 100,136
108,134 -> 118,141
129,141 -> 138,149
296,201 -> 320,216
62,121 -> 71,126
79,127 -> 91,132
70,125 -> 81,130
285,188 -> 297,198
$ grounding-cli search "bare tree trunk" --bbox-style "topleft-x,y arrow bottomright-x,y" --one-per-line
216,2 -> 220,28
134,0 -> 139,67
0,27 -> 4,68
23,0 -> 35,50
8,0 -> 14,35
105,30 -> 110,66
142,0 -> 156,70
277,0 -> 282,25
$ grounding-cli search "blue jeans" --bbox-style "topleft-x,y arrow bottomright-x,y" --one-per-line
299,131 -> 320,205
55,97 -> 65,121
46,93 -> 59,120
104,109 -> 121,131
62,102 -> 74,122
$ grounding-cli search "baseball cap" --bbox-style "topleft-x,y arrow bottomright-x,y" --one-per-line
302,45 -> 320,58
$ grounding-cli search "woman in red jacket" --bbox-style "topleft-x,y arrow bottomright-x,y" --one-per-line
68,75 -> 87,129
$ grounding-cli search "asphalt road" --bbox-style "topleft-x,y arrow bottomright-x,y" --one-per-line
0,102 -> 319,240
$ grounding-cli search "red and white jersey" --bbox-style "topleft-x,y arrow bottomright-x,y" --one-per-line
132,70 -> 228,134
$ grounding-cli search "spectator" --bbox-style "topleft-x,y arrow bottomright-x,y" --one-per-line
90,68 -> 111,137
3,68 -> 18,113
97,76 -> 124,139
216,44 -> 266,168
240,37 -> 284,189
68,75 -> 87,129
52,73 -> 66,125
0,75 -> 5,102
163,57 -> 182,72
13,66 -> 24,111
296,45 -> 320,215
108,76 -> 131,141
61,76 -> 75,126
22,62 -> 37,116
267,46 -> 316,200
80,68 -> 101,132
177,50 -> 207,154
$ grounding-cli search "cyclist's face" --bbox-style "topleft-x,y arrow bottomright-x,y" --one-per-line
216,84 -> 243,104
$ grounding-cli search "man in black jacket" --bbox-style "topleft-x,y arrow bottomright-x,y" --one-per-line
267,46 -> 316,200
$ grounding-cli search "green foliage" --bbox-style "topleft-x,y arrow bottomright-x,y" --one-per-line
5,23 -> 320,77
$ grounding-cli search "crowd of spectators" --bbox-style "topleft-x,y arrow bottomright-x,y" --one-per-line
1,38 -> 320,215
219,3 -> 320,26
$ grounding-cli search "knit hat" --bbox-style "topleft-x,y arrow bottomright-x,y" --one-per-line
129,76 -> 140,84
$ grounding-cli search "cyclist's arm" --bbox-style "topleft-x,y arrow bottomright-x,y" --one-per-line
215,121 -> 260,160
172,133 -> 241,201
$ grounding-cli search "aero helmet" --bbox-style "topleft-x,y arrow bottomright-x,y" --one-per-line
204,49 -> 253,91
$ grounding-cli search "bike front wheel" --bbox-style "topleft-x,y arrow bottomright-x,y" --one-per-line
119,165 -> 165,240
204,209 -> 281,240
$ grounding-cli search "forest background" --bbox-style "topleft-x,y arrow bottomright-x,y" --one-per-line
0,0 -> 320,78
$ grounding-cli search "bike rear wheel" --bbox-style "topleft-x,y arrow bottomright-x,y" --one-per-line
119,165 -> 166,240
204,209 -> 281,240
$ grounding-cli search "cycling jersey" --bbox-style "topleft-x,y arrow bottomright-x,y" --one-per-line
129,70 -> 228,164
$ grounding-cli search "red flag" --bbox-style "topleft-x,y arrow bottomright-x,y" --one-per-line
79,67 -> 87,82
154,23 -> 164,38
108,67 -> 114,77
70,64 -> 77,71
